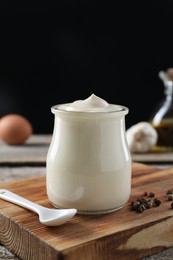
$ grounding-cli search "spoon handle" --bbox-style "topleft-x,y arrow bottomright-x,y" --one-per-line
0,189 -> 42,214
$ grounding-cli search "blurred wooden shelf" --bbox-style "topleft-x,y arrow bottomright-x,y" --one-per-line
0,134 -> 173,166
131,151 -> 173,164
0,134 -> 52,165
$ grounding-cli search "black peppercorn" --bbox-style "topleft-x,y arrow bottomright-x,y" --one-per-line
137,197 -> 148,205
148,192 -> 155,198
147,200 -> 154,208
131,201 -> 140,211
136,204 -> 145,213
167,194 -> 173,201
154,199 -> 161,207
166,189 -> 173,195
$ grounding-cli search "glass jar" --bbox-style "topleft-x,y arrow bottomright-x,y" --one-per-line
149,68 -> 173,151
46,96 -> 131,215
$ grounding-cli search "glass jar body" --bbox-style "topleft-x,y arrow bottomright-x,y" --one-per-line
46,108 -> 131,215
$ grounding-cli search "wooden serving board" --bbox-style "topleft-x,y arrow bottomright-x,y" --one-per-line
1,162 -> 173,260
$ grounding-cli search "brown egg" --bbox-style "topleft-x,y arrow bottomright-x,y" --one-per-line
0,114 -> 33,145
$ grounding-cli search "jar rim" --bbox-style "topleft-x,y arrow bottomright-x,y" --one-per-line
51,103 -> 129,117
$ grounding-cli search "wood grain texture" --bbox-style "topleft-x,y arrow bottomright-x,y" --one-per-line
0,162 -> 173,259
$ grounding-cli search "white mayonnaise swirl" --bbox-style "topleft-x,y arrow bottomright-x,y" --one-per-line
57,94 -> 123,112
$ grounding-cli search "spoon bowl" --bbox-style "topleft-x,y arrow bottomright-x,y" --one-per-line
0,189 -> 77,226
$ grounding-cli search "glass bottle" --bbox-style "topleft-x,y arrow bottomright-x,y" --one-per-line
46,95 -> 131,215
149,68 -> 173,151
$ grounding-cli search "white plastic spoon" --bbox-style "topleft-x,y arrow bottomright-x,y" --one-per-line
0,189 -> 77,226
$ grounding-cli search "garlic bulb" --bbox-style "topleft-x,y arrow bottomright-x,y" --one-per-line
126,122 -> 158,152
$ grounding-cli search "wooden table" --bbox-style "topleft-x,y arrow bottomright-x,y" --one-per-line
0,134 -> 173,260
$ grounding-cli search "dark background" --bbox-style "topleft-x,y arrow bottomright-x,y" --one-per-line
0,3 -> 173,133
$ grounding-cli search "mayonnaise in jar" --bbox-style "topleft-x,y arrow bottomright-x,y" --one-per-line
46,94 -> 131,214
